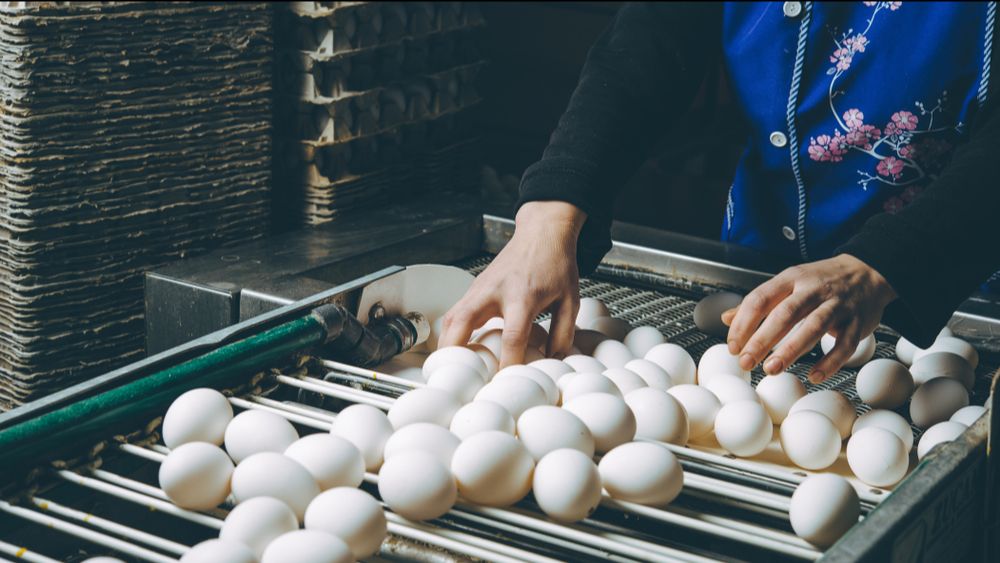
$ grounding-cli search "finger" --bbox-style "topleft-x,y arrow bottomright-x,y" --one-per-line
764,302 -> 836,374
740,293 -> 822,373
721,308 -> 737,327
728,275 -> 794,358
499,305 -> 535,368
810,324 -> 860,383
438,294 -> 498,349
545,296 -> 579,358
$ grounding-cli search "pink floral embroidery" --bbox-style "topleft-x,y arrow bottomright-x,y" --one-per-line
846,34 -> 869,53
808,132 -> 850,162
877,156 -> 904,178
897,144 -> 915,158
843,108 -> 865,129
888,1 -> 902,10
891,111 -> 918,131
830,47 -> 854,71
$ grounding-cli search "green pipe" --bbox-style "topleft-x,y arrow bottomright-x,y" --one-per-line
0,313 -> 328,475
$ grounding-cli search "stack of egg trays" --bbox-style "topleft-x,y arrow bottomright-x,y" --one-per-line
274,1 -> 484,227
0,2 -> 273,409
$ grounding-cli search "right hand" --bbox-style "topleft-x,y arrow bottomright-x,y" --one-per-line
438,201 -> 586,367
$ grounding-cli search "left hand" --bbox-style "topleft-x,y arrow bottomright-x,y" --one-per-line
722,254 -> 897,383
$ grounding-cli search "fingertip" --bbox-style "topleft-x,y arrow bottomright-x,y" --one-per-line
763,356 -> 783,375
721,308 -> 737,326
808,370 -> 826,384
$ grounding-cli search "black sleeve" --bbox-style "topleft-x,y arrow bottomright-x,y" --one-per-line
515,3 -> 723,274
837,94 -> 1000,347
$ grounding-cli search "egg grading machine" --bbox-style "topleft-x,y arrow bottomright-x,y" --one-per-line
1,195 -> 998,562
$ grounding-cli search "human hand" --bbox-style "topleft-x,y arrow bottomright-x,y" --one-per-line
438,201 -> 586,367
722,254 -> 897,383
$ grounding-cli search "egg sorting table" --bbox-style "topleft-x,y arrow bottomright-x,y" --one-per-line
1,198 -> 998,562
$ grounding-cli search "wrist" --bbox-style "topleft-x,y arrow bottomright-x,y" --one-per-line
515,201 -> 587,237
839,253 -> 898,306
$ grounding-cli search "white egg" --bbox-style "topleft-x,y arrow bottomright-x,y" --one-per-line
602,367 -> 647,396
913,336 -> 978,370
562,392 -> 637,453
470,317 -> 505,340
466,343 -> 499,378
855,359 -> 914,409
623,326 -> 667,358
584,316 -> 632,341
666,384 -> 721,440
529,358 -> 575,381
260,530 -> 352,563
779,410 -> 842,470
383,422 -> 460,466
714,400 -> 772,457
284,434 -> 364,490
572,329 -> 610,356
598,442 -> 683,506
451,431 -> 534,506
474,375 -> 547,419
910,377 -> 969,429
181,539 -> 256,563
231,452 -> 320,521
693,291 -> 743,338
950,405 -> 987,426
495,365 -> 560,405
562,372 -> 622,401
162,388 -> 233,449
852,409 -> 913,452
644,343 -> 696,386
702,372 -> 759,405
895,335 -> 921,366
304,487 -> 387,558
697,343 -> 750,385
532,448 -> 602,523
563,354 -> 607,374
388,387 -> 462,429
846,427 -> 908,487
789,474 -> 859,547
224,409 -> 299,464
576,297 -> 610,326
625,387 -> 689,445
220,497 -> 298,559
819,333 -> 876,368
330,404 -> 394,472
516,405 -> 595,460
378,451 -> 457,520
755,372 -> 806,424
916,421 -> 967,460
159,442 -> 233,510
788,390 -> 857,440
473,326 -> 547,363
422,346 -> 488,381
623,358 -> 673,389
426,363 -> 486,403
910,351 -> 974,390
592,340 -> 635,369
449,400 -> 515,439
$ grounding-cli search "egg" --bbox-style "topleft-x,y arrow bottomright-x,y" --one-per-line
846,427 -> 908,487
470,317 -> 505,340
532,448 -> 602,523
852,409 -> 913,452
592,340 -> 635,369
284,434 -> 364,490
260,530 -> 352,563
916,421 -> 967,460
451,431 -> 534,506
576,297 -> 610,326
855,359 -> 914,409
181,539 -> 256,563
422,346 -> 488,381
693,291 -> 743,338
702,372 -> 759,405
562,372 -> 622,401
913,336 -> 978,370
950,405 -> 987,426
304,487 -> 387,558
602,367 -> 648,396
598,442 -> 683,506
220,497 -> 298,559
789,474 -> 860,547
644,343 -> 696,385
572,330 -> 610,356
623,359 -> 673,389
475,375 -> 547,419
779,411 -> 842,470
563,354 -> 607,374
224,409 -> 299,464
562,392 -> 637,453
529,358 -> 575,381
330,404 -> 394,471
819,333 -> 876,368
788,390 -> 857,440
910,377 -> 969,428
473,326 -> 548,363
714,400 -> 772,457
162,388 -> 233,449
516,405 -> 595,460
624,387 -> 689,445
910,351 -> 974,390
231,452 -> 320,521
159,442 -> 233,510
584,316 -> 632,341
495,365 -> 560,405
666,384 -> 721,440
623,326 -> 667,358
388,387 -> 462,429
383,422 -> 460,466
466,343 -> 500,378
426,363 -> 486,403
755,372 -> 806,424
697,343 -> 750,385
449,400 -> 515,439
895,335 -> 921,366
378,451 -> 457,521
